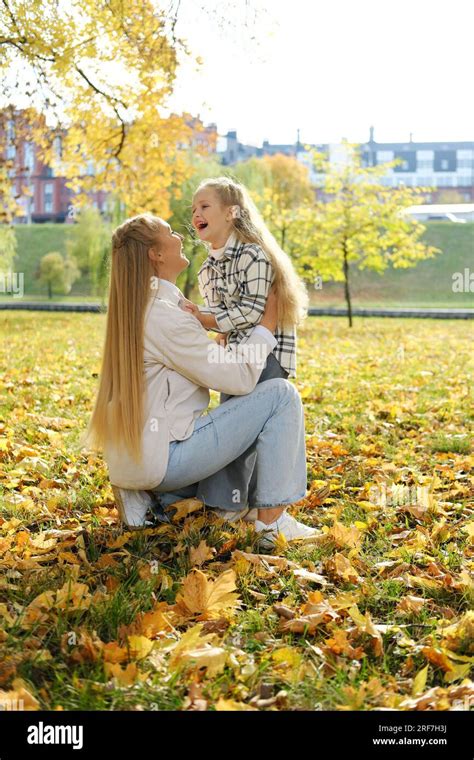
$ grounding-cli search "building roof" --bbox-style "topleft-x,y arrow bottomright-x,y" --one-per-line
365,141 -> 474,150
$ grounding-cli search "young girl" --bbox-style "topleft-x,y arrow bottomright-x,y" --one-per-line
179,177 -> 309,514
185,176 -> 308,402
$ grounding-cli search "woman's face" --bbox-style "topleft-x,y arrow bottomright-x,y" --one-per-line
150,220 -> 189,280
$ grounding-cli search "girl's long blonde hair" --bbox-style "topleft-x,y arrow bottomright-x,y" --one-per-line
194,177 -> 308,328
84,213 -> 162,462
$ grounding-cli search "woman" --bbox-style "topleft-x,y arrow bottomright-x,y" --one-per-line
85,213 -> 317,548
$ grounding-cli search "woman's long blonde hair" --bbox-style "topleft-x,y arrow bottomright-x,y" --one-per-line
84,213 -> 162,462
194,177 -> 308,328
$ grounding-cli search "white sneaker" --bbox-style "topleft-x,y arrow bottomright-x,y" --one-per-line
112,486 -> 155,528
254,510 -> 319,547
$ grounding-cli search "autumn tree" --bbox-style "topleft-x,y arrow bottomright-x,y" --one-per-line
0,108 -> 19,273
233,153 -> 314,250
0,221 -> 16,275
66,207 -> 111,300
0,0 -> 203,218
308,141 -> 440,326
37,251 -> 80,299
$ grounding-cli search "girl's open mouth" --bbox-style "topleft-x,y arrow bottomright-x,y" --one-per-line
196,222 -> 208,231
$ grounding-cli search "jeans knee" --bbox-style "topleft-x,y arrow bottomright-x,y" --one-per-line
265,377 -> 301,406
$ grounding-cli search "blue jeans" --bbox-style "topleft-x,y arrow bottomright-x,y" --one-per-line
219,351 -> 288,403
153,378 -> 307,512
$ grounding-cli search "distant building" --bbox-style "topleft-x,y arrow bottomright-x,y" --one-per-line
4,108 -> 473,221
219,126 -> 474,204
219,129 -> 307,165
304,127 -> 474,203
360,127 -> 474,203
2,109 -> 107,223
180,114 -> 218,153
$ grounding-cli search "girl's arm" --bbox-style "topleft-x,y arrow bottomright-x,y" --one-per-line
182,249 -> 274,332
179,298 -> 219,330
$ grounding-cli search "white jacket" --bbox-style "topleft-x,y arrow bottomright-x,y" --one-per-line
104,279 -> 277,489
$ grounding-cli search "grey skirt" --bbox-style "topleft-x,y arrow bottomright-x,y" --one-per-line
196,352 -> 289,511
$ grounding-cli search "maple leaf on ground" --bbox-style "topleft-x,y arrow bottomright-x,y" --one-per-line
306,483 -> 331,507
348,605 -> 384,657
277,592 -> 340,634
168,498 -> 204,522
126,635 -> 154,661
173,569 -> 240,622
328,520 -> 363,550
189,540 -> 215,566
323,628 -> 365,660
396,595 -> 427,615
104,662 -> 148,686
102,642 -> 129,664
325,552 -> 362,584
421,647 -> 454,673
171,645 -> 228,677
55,581 -> 91,612
132,603 -> 176,638
440,611 -> 474,656
167,623 -> 228,677
60,630 -> 104,664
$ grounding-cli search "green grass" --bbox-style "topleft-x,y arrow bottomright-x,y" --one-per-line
6,223 -> 97,299
3,221 -> 474,307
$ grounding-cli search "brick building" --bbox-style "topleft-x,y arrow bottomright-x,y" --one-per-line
2,110 -> 107,223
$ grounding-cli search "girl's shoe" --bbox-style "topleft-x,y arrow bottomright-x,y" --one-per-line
112,486 -> 156,529
254,510 -> 319,547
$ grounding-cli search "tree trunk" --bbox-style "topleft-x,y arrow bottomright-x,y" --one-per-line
183,243 -> 200,299
183,272 -> 193,299
48,281 -> 52,300
342,241 -> 353,327
183,253 -> 195,299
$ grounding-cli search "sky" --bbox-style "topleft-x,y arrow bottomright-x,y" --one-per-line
168,0 -> 474,147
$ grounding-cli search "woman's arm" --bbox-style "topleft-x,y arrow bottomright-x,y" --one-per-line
146,294 -> 278,397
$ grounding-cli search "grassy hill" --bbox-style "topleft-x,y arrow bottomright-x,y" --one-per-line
4,224 -> 94,299
2,220 -> 473,307
310,222 -> 474,308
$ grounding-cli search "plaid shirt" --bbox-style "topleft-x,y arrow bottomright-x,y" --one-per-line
197,235 -> 297,377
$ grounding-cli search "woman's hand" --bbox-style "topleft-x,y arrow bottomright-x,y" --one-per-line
214,332 -> 228,346
259,287 -> 278,333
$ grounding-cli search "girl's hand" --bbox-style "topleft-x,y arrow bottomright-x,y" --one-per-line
178,298 -> 200,318
178,298 -> 218,330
